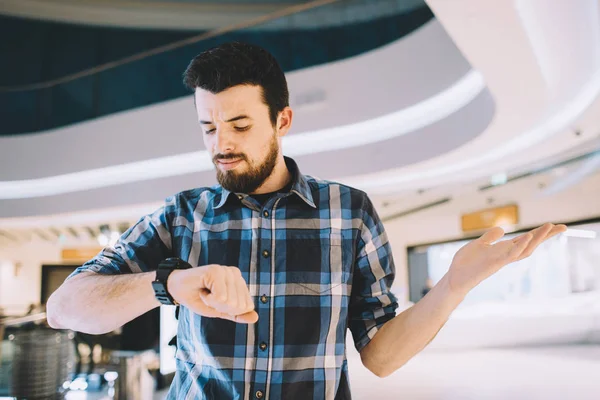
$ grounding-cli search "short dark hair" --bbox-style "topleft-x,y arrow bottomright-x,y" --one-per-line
183,42 -> 289,126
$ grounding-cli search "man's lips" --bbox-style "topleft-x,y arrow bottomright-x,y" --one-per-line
217,158 -> 243,170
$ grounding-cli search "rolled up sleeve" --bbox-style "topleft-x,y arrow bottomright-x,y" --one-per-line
68,196 -> 176,278
349,195 -> 398,353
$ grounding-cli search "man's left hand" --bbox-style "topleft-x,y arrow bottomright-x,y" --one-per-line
447,222 -> 568,296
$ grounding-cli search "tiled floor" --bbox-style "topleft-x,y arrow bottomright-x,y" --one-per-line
345,345 -> 600,400
160,345 -> 600,399
68,345 -> 600,399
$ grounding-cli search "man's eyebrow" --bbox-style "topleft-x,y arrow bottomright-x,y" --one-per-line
199,115 -> 251,124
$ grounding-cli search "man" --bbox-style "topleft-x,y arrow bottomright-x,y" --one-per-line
47,42 -> 567,400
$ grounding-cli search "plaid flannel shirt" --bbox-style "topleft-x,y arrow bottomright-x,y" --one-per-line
72,157 -> 398,400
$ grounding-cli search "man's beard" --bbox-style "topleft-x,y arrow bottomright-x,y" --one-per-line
214,132 -> 279,194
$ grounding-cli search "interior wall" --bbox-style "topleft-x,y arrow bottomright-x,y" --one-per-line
0,241 -> 63,315
383,170 -> 600,302
377,170 -> 600,348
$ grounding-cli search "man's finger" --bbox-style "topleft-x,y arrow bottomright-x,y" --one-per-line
225,268 -> 239,311
479,226 -> 505,245
186,301 -> 258,324
199,289 -> 228,313
546,224 -> 567,239
514,224 -> 567,261
214,310 -> 259,324
511,223 -> 551,244
516,223 -> 553,258
235,275 -> 253,314
207,270 -> 228,305
508,233 -> 533,261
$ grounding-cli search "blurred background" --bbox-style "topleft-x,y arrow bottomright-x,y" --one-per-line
1,0 -> 599,399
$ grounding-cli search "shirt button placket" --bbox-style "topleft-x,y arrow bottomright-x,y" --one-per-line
256,205 -> 273,400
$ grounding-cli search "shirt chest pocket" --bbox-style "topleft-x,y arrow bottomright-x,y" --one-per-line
197,237 -> 249,274
276,233 -> 352,295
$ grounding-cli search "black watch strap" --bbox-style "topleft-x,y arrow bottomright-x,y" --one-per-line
152,258 -> 192,305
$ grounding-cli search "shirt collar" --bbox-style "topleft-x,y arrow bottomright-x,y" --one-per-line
214,156 -> 316,209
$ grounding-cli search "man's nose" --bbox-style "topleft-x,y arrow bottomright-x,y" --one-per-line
215,128 -> 235,154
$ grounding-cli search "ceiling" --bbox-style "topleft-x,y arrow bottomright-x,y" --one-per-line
0,17 -> 491,215
342,0 -> 600,193
0,0 -> 426,30
1,0 -> 600,240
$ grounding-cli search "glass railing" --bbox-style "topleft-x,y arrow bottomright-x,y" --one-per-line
0,313 -> 161,399
0,326 -> 12,397
0,313 -> 75,398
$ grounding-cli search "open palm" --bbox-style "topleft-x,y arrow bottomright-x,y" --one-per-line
447,222 -> 567,295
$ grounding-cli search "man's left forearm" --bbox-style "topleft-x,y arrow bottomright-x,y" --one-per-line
360,222 -> 566,378
360,273 -> 466,377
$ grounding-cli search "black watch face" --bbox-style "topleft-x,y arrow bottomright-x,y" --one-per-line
174,259 -> 190,269
159,258 -> 191,270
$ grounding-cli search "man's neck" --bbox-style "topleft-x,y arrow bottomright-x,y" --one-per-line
250,157 -> 292,195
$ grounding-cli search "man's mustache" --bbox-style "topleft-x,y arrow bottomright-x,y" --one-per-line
213,153 -> 247,163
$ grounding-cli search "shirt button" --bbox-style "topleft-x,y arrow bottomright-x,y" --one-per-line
260,295 -> 268,304
259,342 -> 267,351
263,210 -> 269,217
255,390 -> 264,399
262,250 -> 270,258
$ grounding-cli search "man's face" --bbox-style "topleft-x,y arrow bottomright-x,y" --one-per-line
195,85 -> 284,194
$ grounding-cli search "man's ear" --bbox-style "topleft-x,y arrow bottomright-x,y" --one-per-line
276,107 -> 293,138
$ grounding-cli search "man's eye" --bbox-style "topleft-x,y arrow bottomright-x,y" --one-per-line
205,128 -> 216,134
235,126 -> 250,132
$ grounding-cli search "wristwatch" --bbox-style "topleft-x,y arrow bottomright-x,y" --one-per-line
152,257 -> 192,305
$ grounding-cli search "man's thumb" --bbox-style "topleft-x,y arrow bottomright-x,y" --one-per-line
234,311 -> 259,324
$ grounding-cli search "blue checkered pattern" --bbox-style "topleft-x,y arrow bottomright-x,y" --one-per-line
73,157 -> 398,400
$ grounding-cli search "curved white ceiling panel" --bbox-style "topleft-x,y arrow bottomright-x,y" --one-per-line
2,0 -> 600,225
0,20 -> 475,182
2,0 -> 600,229
339,0 -> 600,194
345,68 -> 600,193
0,88 -> 494,218
0,70 -> 486,200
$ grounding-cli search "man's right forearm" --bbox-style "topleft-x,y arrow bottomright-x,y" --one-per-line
47,271 -> 160,334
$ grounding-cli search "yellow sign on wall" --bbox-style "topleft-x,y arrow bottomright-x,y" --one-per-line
461,204 -> 519,233
61,248 -> 102,263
